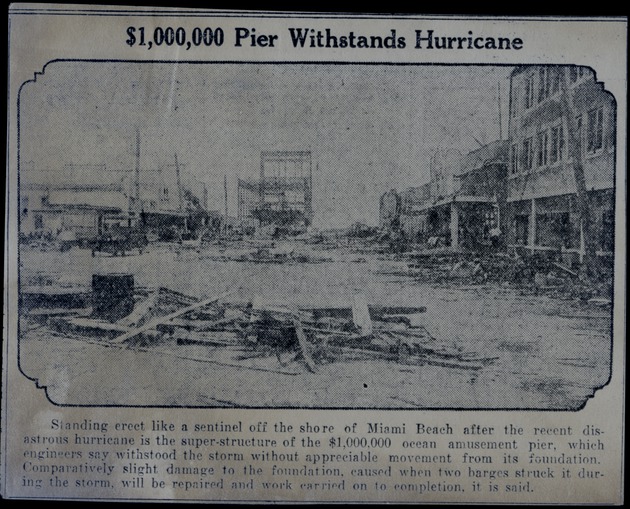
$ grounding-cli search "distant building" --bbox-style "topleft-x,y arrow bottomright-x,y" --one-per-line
379,189 -> 401,231
430,149 -> 463,202
20,181 -> 125,240
399,184 -> 431,241
238,151 -> 313,232
20,160 -> 207,241
506,65 -> 615,263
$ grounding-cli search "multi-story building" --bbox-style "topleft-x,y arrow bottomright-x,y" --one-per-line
237,151 -> 313,232
506,65 -> 615,263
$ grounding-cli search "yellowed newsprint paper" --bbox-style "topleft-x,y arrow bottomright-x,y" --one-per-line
3,5 -> 626,504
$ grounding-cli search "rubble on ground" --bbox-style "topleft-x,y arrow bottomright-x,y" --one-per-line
21,278 -> 496,374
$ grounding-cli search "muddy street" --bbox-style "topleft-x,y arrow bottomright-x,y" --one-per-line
18,243 -> 612,409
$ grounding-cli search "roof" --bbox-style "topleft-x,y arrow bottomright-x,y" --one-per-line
459,140 -> 509,174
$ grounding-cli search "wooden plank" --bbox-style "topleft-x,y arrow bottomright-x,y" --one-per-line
174,329 -> 241,346
25,307 -> 91,317
117,293 -> 158,327
352,293 -> 373,335
164,316 -> 237,330
290,307 -> 317,373
158,287 -> 199,305
111,289 -> 234,344
552,262 -> 579,277
145,346 -> 300,376
21,285 -> 91,296
67,317 -> 132,333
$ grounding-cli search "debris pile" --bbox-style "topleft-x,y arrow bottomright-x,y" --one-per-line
201,246 -> 333,264
386,251 -> 614,303
21,278 -> 496,374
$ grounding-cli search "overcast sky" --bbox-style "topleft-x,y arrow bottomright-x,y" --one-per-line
20,62 -> 512,228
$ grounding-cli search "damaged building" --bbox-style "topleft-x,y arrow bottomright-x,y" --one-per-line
506,65 -> 615,265
421,142 -> 508,251
379,185 -> 431,243
238,151 -> 314,234
380,142 -> 508,251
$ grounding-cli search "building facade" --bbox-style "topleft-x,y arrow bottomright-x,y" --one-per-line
20,161 -> 207,241
20,182 -> 126,241
506,65 -> 615,264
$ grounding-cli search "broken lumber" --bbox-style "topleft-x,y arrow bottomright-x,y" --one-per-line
111,289 -> 234,344
117,293 -> 157,327
352,293 -> 373,335
552,262 -> 579,277
67,317 -> 131,333
291,307 -> 317,373
143,346 -> 300,376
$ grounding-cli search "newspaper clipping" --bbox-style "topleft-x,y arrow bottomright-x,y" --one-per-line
3,6 -> 626,504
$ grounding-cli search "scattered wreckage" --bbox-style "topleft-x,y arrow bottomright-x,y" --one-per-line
21,275 -> 497,374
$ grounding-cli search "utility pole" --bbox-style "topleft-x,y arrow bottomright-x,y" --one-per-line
174,154 -> 183,212
497,81 -> 503,141
559,68 -> 597,276
174,153 -> 187,232
133,128 -> 140,210
224,174 -> 228,234
134,128 -> 141,216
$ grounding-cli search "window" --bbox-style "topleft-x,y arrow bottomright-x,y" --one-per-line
34,214 -> 43,229
575,115 -> 583,155
550,124 -> 564,164
538,67 -> 560,102
538,68 -> 548,102
510,84 -> 518,117
550,68 -> 560,95
607,109 -> 616,150
523,138 -> 534,171
513,215 -> 529,245
587,107 -> 604,153
537,131 -> 549,167
569,65 -> 586,83
570,66 -> 592,83
511,144 -> 519,174
536,211 -> 576,249
524,74 -> 535,109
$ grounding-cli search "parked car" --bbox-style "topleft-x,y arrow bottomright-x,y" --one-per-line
90,226 -> 148,257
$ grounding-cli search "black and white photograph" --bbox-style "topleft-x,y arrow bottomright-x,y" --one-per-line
4,7 -> 627,505
17,60 -> 616,410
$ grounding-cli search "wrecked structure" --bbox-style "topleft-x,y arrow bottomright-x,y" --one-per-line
379,141 -> 508,251
237,151 -> 313,234
506,65 -> 615,266
22,273 -> 496,376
